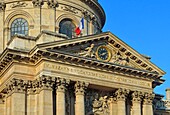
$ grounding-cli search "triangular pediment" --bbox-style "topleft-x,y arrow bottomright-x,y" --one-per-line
36,32 -> 165,76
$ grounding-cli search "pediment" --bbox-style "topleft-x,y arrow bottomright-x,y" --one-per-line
37,32 -> 165,76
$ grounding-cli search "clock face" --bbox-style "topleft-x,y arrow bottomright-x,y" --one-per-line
97,46 -> 111,61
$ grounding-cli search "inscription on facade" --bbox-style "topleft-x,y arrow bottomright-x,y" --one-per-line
44,63 -> 151,88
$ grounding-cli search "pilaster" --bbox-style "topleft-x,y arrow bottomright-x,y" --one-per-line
115,88 -> 130,115
143,93 -> 154,115
75,81 -> 89,115
6,79 -> 26,115
0,2 -> 5,53
109,96 -> 117,115
0,93 -> 5,115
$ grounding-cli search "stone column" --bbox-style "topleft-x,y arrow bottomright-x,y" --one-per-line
0,93 -> 5,115
115,88 -> 129,115
6,78 -> 26,115
75,81 -> 89,115
132,91 -> 143,115
56,78 -> 70,115
143,93 -> 154,115
109,96 -> 117,115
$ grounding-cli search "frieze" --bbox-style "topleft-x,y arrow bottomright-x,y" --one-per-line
10,2 -> 28,8
61,5 -> 78,14
44,63 -> 152,88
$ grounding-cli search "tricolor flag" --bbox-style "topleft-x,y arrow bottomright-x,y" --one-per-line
75,18 -> 84,35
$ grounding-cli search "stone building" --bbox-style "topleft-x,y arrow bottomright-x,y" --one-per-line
0,0 -> 168,115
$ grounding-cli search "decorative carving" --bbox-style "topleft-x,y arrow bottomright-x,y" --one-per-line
56,78 -> 70,92
0,2 -> 6,11
75,81 -> 88,95
47,0 -> 58,8
62,6 -> 78,14
110,51 -> 130,66
93,96 -> 110,115
143,93 -> 155,105
85,89 -> 110,115
132,91 -> 143,103
115,88 -> 130,101
32,0 -> 44,7
6,78 -> 26,95
10,2 -> 28,8
78,44 -> 96,58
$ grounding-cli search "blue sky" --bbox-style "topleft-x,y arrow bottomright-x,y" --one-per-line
99,0 -> 170,97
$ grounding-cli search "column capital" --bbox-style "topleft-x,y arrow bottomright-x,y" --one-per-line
47,0 -> 58,8
115,88 -> 130,101
56,78 -> 70,92
132,91 -> 143,103
32,0 -> 44,7
75,81 -> 89,95
143,92 -> 155,105
0,2 -> 6,12
6,78 -> 26,96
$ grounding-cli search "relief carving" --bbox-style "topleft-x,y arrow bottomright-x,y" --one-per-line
78,44 -> 96,58
62,5 -> 78,14
0,2 -> 6,11
85,90 -> 110,115
110,51 -> 129,66
10,2 -> 28,8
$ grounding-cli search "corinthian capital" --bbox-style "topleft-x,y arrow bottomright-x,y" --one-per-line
32,0 -> 44,7
75,81 -> 89,95
115,88 -> 130,101
6,78 -> 26,95
143,92 -> 155,105
132,91 -> 143,103
56,78 -> 70,92
47,0 -> 58,8
0,2 -> 6,11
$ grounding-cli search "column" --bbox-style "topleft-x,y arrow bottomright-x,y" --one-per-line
38,76 -> 54,115
132,91 -> 143,115
0,94 -> 5,115
143,93 -> 154,115
56,78 -> 70,115
75,81 -> 89,115
6,79 -> 26,115
115,88 -> 129,115
109,96 -> 117,115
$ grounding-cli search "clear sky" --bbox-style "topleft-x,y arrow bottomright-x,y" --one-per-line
99,0 -> 170,97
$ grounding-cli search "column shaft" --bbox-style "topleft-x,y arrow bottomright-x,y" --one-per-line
132,102 -> 141,115
75,94 -> 85,115
117,100 -> 126,115
56,89 -> 66,115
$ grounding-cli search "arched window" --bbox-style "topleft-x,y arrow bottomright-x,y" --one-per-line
11,18 -> 29,37
59,19 -> 75,38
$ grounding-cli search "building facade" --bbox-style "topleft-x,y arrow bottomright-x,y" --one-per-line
0,0 -> 169,115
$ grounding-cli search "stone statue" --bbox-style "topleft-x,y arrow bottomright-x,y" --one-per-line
79,44 -> 96,58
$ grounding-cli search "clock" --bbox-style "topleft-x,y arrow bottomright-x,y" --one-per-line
96,46 -> 111,61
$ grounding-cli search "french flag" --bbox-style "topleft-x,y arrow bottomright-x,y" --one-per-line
75,18 -> 84,36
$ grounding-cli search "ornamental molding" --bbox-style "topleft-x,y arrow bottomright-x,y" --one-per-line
61,5 -> 78,14
10,2 -> 28,9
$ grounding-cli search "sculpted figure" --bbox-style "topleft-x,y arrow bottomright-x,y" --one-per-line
79,44 -> 95,58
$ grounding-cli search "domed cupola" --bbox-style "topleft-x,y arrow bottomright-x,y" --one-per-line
0,0 -> 106,52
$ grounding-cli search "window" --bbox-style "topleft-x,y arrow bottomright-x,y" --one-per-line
11,18 -> 29,37
59,19 -> 76,38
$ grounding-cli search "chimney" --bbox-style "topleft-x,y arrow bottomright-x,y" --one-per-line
166,88 -> 170,100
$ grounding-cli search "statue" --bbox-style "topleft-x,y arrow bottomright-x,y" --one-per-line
79,44 -> 96,58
